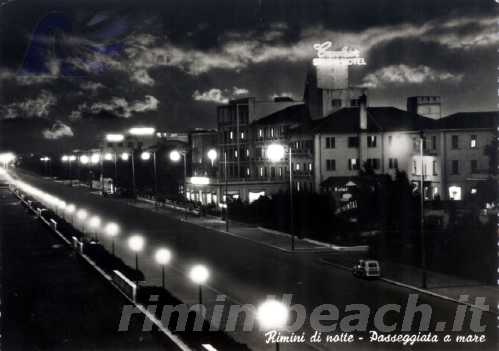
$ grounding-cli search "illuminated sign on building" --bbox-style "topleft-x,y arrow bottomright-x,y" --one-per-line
312,41 -> 366,66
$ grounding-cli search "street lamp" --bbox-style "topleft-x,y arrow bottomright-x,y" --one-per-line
170,149 -> 188,213
141,151 -> 158,194
104,222 -> 120,255
256,299 -> 289,351
88,216 -> 101,241
91,153 -> 101,165
267,143 -> 295,251
62,155 -> 76,185
207,149 -> 217,167
76,209 -> 88,234
189,264 -> 209,305
155,248 -> 172,289
40,156 -> 51,176
120,152 -> 130,161
419,130 -> 427,289
128,234 -> 145,286
80,155 -> 89,165
65,203 -> 76,224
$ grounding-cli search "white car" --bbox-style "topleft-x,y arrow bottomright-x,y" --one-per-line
352,259 -> 381,278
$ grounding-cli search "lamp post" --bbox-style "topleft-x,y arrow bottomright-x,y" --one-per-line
223,151 -> 229,232
155,248 -> 172,289
170,150 -> 188,219
104,222 -> 120,255
40,156 -> 50,176
266,143 -> 295,251
419,131 -> 427,289
128,234 -> 145,286
256,299 -> 289,351
141,151 -> 158,195
88,216 -> 101,241
189,264 -> 209,305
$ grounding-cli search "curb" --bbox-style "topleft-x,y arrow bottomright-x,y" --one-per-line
258,226 -> 369,252
319,258 -> 497,316
13,189 -> 192,351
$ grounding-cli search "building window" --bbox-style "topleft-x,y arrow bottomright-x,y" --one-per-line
259,167 -> 263,177
295,163 -> 300,171
270,128 -> 274,138
271,167 -> 276,177
246,168 -> 250,176
326,159 -> 336,171
470,135 -> 477,149
451,135 -> 459,149
229,131 -> 234,140
350,99 -> 360,107
367,135 -> 377,148
388,135 -> 393,146
451,160 -> 459,174
258,129 -> 263,138
348,136 -> 359,148
432,161 -> 438,175
325,137 -> 335,149
348,158 -> 359,170
246,149 -> 250,157
471,160 -> 478,173
241,132 -> 245,139
449,186 -> 462,201
367,158 -> 380,170
308,163 -> 313,171
332,99 -> 342,108
431,136 -> 437,150
388,158 -> 398,169
278,167 -> 282,177
234,150 -> 238,158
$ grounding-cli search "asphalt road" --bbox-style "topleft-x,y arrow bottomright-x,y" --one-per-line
10,171 -> 498,351
0,180 -> 177,351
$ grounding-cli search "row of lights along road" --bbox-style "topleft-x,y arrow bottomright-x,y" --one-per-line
12,177 -> 291,345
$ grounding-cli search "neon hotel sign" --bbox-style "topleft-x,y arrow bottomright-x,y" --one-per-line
312,41 -> 366,66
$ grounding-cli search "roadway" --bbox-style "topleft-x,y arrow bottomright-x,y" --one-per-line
10,170 -> 498,351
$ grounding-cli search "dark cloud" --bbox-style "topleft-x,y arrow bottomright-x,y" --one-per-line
0,0 -> 497,152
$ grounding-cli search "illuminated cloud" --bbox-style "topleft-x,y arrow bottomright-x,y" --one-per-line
193,86 -> 250,104
361,64 -> 463,88
81,95 -> 159,118
42,120 -> 74,139
1,90 -> 57,119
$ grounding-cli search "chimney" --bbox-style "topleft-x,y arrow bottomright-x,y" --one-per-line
359,93 -> 368,130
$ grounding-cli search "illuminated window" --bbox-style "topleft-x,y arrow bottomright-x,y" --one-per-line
270,128 -> 274,137
230,131 -> 234,140
246,149 -> 250,157
295,163 -> 300,171
449,186 -> 462,200
246,168 -> 250,176
348,158 -> 359,170
470,188 -> 477,195
259,167 -> 263,177
308,163 -> 313,171
258,129 -> 263,138
278,167 -> 283,177
234,150 -> 238,158
367,135 -> 377,148
470,135 -> 477,149
241,132 -> 245,139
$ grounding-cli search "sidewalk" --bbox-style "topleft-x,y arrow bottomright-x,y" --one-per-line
321,253 -> 499,314
135,196 -> 364,253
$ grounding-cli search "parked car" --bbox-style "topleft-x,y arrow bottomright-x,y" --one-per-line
352,259 -> 381,278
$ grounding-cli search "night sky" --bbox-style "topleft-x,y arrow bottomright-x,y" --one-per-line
0,0 -> 497,152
